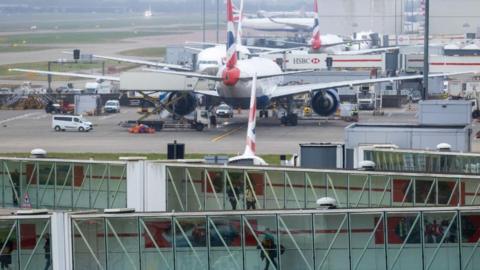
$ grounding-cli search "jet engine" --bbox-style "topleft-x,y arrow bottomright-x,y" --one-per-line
165,92 -> 198,116
310,89 -> 340,117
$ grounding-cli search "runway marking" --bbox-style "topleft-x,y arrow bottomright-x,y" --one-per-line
211,126 -> 244,142
0,112 -> 42,124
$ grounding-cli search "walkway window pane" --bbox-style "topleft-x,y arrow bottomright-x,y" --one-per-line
167,166 -> 185,212
264,170 -> 284,210
3,160 -> 21,208
0,219 -> 18,269
314,213 -> 349,270
185,167 -> 205,211
436,177 -> 462,206
459,211 -> 480,269
105,217 -> 140,270
37,162 -> 56,209
72,218 -> 106,270
391,176 -> 414,207
245,170 -> 265,210
18,218 -> 51,270
54,162 -> 74,209
386,212 -> 422,270
349,174 -> 370,208
350,212 -> 385,270
463,178 -> 480,206
422,211 -> 459,270
209,216 -> 242,270
370,175 -> 391,207
226,169 -> 245,210
204,169 -> 225,211
278,214 -> 313,270
326,173 -> 348,208
140,217 -> 174,270
243,215 -> 278,270
174,217 -> 207,270
285,171 -> 305,209
305,172 -> 327,208
108,165 -> 127,209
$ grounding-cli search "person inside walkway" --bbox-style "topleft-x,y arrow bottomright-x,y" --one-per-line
260,228 -> 277,270
44,234 -> 51,270
10,170 -> 20,207
246,187 -> 257,210
0,239 -> 13,270
227,183 -> 241,210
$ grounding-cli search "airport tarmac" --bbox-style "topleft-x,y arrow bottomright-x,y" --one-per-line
0,105 -> 453,155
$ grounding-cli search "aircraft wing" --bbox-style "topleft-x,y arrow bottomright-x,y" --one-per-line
9,68 -> 120,81
271,71 -> 478,99
92,55 -> 192,71
143,68 -> 222,81
144,68 -> 312,81
194,90 -> 220,97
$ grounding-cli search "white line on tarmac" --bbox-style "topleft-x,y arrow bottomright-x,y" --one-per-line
0,112 -> 42,124
99,114 -> 118,120
32,114 -> 48,120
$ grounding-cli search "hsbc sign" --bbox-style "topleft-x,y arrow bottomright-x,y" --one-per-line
286,54 -> 327,70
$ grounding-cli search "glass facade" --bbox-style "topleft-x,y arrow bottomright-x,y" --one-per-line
0,158 -> 127,210
165,165 -> 480,211
71,207 -> 480,270
364,149 -> 480,175
0,215 -> 52,270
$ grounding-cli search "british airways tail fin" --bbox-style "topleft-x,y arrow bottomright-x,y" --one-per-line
228,74 -> 267,166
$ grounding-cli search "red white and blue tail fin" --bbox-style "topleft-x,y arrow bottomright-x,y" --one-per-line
243,73 -> 257,157
235,0 -> 244,47
226,0 -> 237,69
311,0 -> 322,50
228,74 -> 267,166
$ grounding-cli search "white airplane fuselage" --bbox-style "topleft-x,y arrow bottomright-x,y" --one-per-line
196,45 -> 250,74
216,57 -> 283,109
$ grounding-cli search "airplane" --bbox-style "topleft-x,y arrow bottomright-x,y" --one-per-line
10,0 -> 478,128
228,74 -> 267,166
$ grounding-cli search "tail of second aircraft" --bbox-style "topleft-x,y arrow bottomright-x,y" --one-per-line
311,0 -> 322,50
223,0 -> 241,86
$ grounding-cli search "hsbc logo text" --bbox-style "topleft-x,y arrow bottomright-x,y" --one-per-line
293,58 -> 310,65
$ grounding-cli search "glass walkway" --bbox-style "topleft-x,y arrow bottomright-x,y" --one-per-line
0,158 -> 127,210
71,207 -> 480,270
165,164 -> 480,212
364,148 -> 480,175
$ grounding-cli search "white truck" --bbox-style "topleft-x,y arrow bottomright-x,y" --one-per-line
84,82 -> 115,94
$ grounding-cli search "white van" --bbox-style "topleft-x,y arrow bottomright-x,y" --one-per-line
52,115 -> 92,132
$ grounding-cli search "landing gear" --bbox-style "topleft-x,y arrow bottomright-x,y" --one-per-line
281,113 -> 298,126
279,97 -> 298,126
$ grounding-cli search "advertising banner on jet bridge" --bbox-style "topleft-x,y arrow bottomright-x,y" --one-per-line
120,72 -> 215,91
284,53 -> 328,70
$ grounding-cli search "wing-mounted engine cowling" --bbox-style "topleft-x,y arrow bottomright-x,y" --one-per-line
165,92 -> 198,116
311,89 -> 340,117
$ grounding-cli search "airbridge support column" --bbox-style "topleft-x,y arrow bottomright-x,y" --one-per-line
124,158 -> 167,212
125,158 -> 147,212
